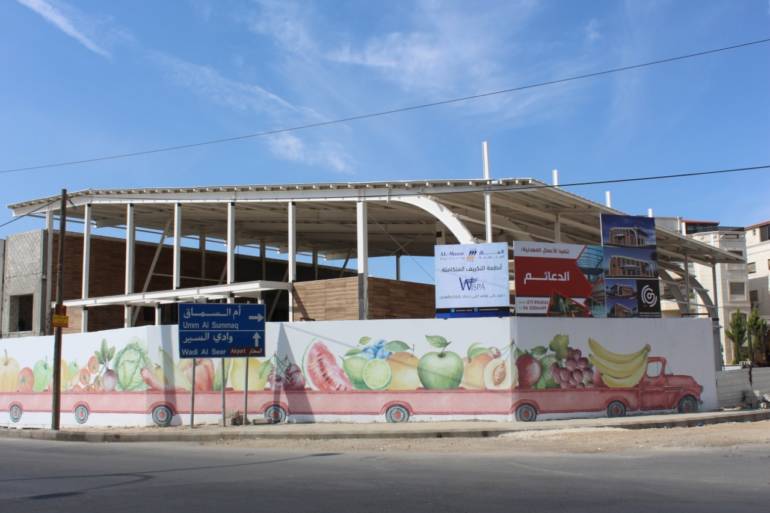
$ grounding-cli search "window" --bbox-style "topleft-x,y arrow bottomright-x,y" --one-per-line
729,282 -> 746,298
760,225 -> 770,242
728,249 -> 743,257
9,294 -> 34,332
750,290 -> 759,307
748,262 -> 756,273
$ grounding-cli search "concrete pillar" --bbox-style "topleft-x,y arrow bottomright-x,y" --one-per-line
44,210 -> 54,335
554,213 -> 561,243
227,202 -> 236,285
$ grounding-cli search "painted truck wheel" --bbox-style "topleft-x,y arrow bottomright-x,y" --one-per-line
515,404 -> 537,422
606,400 -> 627,418
264,405 -> 287,424
9,403 -> 23,423
677,395 -> 699,414
151,405 -> 174,427
385,405 -> 410,423
74,405 -> 90,425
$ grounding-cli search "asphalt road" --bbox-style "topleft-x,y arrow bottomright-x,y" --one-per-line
1,438 -> 769,513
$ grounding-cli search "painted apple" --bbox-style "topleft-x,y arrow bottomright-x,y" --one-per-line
0,350 -> 21,392
32,359 -> 52,392
516,353 -> 542,389
418,351 -> 464,389
17,367 -> 34,392
461,351 -> 495,390
177,358 -> 215,392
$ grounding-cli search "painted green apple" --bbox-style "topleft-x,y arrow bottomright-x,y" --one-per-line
417,335 -> 464,389
32,359 -> 52,392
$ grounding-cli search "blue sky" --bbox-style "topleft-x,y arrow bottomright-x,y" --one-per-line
1,0 -> 769,282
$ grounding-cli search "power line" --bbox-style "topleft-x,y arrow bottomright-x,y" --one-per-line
0,198 -> 58,229
2,37 -> 768,176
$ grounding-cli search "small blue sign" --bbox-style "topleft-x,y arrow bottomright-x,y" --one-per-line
177,303 -> 265,359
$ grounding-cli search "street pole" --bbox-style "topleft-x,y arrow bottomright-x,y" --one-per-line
51,189 -> 67,431
243,358 -> 249,425
190,360 -> 196,428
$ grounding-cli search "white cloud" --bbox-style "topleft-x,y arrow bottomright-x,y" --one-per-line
247,0 -> 316,56
585,19 -> 601,43
16,0 -> 111,57
268,133 -> 354,174
153,52 -> 353,173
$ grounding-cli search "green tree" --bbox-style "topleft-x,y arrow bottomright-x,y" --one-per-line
725,310 -> 747,364
747,308 -> 768,364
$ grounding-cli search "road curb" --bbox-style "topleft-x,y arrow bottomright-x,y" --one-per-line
2,410 -> 768,443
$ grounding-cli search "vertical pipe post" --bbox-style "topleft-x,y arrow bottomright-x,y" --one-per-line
190,360 -> 196,428
154,304 -> 162,326
199,229 -> 206,282
124,203 -> 135,328
173,203 -> 182,290
552,169 -> 559,187
683,253 -> 691,315
260,239 -> 267,280
482,141 -> 493,243
243,358 -> 249,425
604,191 -> 612,208
356,200 -> 368,320
81,204 -> 92,333
227,203 -> 236,286
51,189 -> 67,431
711,263 -> 723,368
554,214 -> 561,243
648,208 -> 654,218
312,249 -> 319,280
395,252 -> 401,281
45,210 -> 54,335
287,202 -> 297,321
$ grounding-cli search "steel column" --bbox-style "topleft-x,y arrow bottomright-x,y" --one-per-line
357,200 -> 368,320
81,204 -> 92,333
124,204 -> 135,328
227,202 -> 236,285
173,203 -> 182,290
288,202 -> 296,321
482,141 -> 493,243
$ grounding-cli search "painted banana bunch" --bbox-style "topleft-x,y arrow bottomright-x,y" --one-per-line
588,338 -> 651,388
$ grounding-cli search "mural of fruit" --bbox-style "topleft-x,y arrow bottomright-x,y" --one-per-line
0,350 -> 21,392
588,338 -> 650,388
177,358 -> 215,392
387,352 -> 421,391
113,341 -> 151,391
17,367 -> 34,392
87,355 -> 100,374
303,340 -> 351,391
269,356 -> 306,390
461,344 -> 498,390
32,358 -> 52,392
515,353 -> 542,389
78,367 -> 91,387
483,357 -> 517,390
417,336 -> 464,390
102,369 -> 117,391
362,359 -> 391,390
343,356 -> 369,390
229,358 -> 268,391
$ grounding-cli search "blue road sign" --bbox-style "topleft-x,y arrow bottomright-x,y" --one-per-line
177,303 -> 265,358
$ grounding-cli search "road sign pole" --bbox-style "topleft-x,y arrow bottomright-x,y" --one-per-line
190,360 -> 196,428
243,358 -> 249,425
221,359 -> 226,426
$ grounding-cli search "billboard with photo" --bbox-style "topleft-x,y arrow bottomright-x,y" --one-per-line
513,241 -> 606,317
600,214 -> 661,318
434,242 -> 510,317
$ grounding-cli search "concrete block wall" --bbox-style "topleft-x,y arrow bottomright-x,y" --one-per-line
1,231 -> 45,337
716,367 -> 770,408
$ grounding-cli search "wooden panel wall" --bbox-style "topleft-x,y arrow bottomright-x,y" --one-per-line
367,277 -> 435,319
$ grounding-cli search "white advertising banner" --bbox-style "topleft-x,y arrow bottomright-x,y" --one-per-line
434,243 -> 510,311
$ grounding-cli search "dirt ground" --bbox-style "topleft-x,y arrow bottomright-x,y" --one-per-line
214,420 -> 770,454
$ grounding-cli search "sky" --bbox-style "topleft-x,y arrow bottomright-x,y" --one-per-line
1,0 -> 769,280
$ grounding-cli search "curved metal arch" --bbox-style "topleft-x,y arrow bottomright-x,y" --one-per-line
390,195 -> 477,244
661,265 -> 716,317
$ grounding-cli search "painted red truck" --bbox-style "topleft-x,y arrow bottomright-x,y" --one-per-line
2,356 -> 702,426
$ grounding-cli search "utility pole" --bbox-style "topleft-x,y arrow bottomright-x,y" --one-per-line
51,189 -> 67,431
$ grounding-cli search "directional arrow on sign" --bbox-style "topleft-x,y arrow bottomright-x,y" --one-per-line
253,332 -> 262,344
248,314 -> 265,322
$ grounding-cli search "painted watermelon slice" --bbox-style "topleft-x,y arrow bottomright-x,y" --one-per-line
302,340 -> 352,392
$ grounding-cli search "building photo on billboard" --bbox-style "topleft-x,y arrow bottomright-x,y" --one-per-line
600,214 -> 661,318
